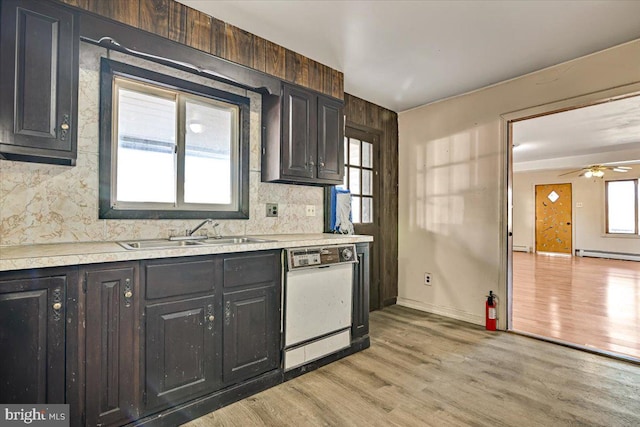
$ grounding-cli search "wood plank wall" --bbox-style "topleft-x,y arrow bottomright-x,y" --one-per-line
57,0 -> 343,99
55,0 -> 396,303
344,93 -> 399,306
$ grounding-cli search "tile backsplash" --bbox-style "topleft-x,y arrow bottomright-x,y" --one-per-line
0,44 -> 324,246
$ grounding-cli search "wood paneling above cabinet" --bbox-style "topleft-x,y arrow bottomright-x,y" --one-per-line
57,0 -> 343,99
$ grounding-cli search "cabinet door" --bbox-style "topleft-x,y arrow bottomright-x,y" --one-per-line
0,275 -> 66,403
223,286 -> 280,385
145,296 -> 221,411
0,0 -> 78,164
85,265 -> 139,427
352,243 -> 370,340
317,96 -> 344,182
281,84 -> 316,179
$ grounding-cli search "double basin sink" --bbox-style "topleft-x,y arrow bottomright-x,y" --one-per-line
118,237 -> 273,250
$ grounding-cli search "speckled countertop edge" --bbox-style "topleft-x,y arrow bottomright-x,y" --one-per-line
0,234 -> 373,271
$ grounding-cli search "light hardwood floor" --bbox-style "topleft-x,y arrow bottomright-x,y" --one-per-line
184,305 -> 640,427
512,252 -> 640,360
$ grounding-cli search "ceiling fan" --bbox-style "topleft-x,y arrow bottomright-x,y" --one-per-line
559,164 -> 632,178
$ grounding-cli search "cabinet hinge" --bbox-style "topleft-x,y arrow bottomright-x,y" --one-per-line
82,273 -> 87,294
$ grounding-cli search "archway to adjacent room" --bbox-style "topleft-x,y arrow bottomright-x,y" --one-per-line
502,83 -> 640,362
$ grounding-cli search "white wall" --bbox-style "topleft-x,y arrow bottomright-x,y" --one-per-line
397,39 -> 640,326
0,43 -> 324,246
513,168 -> 640,255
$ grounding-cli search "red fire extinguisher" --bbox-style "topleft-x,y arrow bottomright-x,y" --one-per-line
486,291 -> 497,331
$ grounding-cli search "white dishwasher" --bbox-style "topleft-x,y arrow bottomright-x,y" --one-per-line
284,244 -> 357,371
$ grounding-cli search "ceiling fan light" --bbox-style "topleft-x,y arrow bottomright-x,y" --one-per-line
584,170 -> 593,178
593,170 -> 605,178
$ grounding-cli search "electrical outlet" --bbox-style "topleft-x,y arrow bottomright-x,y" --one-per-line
266,203 -> 278,217
306,205 -> 316,216
424,273 -> 432,286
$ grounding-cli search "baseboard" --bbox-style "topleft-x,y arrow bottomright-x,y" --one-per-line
132,370 -> 282,427
382,297 -> 397,307
576,249 -> 640,262
396,297 -> 484,326
513,245 -> 529,253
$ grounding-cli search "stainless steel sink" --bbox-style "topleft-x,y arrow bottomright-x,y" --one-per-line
199,237 -> 274,244
118,237 -> 274,250
118,240 -> 205,250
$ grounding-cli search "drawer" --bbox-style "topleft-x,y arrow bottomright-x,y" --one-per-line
223,251 -> 280,288
144,256 -> 217,300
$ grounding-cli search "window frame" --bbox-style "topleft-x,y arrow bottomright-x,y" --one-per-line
99,58 -> 250,219
605,178 -> 639,235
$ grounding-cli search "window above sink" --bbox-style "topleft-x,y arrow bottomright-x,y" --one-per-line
99,58 -> 251,219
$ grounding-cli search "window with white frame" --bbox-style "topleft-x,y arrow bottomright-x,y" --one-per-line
605,179 -> 639,235
99,59 -> 250,219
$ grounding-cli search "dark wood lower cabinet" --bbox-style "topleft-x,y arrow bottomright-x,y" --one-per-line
352,243 -> 370,340
0,273 -> 68,404
0,245 -> 368,426
84,264 -> 139,427
222,285 -> 280,385
144,295 -> 222,412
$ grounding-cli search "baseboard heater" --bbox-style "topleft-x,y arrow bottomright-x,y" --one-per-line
576,249 -> 640,262
513,245 -> 530,253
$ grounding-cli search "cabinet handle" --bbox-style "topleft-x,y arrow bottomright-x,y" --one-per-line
59,114 -> 70,141
224,301 -> 231,326
207,304 -> 215,330
123,278 -> 133,308
52,288 -> 62,321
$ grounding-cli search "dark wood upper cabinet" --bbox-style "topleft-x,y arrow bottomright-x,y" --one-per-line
0,0 -> 79,165
263,83 -> 344,185
84,264 -> 140,427
0,273 -> 68,404
317,96 -> 344,182
281,85 -> 316,179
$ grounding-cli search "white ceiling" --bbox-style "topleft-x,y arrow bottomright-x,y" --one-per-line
178,0 -> 640,112
512,95 -> 640,172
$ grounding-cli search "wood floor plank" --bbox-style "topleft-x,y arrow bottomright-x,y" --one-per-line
512,253 -> 640,360
184,305 -> 640,426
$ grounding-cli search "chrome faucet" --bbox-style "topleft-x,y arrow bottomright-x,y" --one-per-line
188,219 -> 215,237
169,219 -> 219,241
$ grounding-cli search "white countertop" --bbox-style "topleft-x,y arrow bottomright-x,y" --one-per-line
0,234 -> 373,271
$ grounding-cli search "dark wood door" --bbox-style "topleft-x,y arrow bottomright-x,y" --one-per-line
352,243 -> 370,340
281,84 -> 316,179
0,275 -> 66,403
84,264 -> 139,426
343,126 -> 381,310
222,285 -> 280,385
145,295 -> 221,411
317,96 -> 344,182
0,0 -> 78,164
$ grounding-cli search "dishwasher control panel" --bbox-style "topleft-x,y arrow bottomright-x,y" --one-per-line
287,244 -> 357,270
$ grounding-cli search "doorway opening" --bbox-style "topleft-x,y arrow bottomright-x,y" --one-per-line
504,86 -> 640,362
